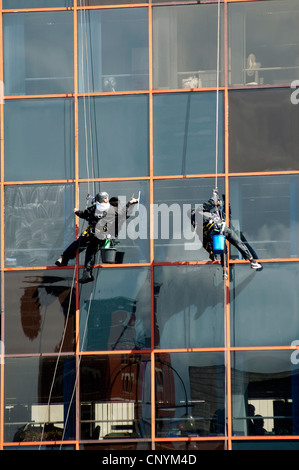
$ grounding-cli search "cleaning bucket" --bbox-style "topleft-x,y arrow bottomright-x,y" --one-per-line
212,234 -> 225,254
101,248 -> 117,264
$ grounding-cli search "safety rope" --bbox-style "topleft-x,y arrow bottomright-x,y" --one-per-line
215,0 -> 221,194
38,267 -> 76,449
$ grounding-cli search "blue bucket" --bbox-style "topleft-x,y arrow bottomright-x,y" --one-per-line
212,234 -> 225,254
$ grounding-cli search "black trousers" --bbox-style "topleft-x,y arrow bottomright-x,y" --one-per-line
62,233 -> 103,268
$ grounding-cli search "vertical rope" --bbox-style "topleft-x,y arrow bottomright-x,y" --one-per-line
215,0 -> 221,192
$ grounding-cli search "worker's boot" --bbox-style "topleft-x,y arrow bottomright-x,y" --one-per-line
55,255 -> 68,267
79,268 -> 94,284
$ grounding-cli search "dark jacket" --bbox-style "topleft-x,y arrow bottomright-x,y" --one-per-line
75,203 -> 117,240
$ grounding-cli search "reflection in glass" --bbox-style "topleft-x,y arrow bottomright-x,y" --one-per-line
153,4 -> 224,90
78,95 -> 149,179
5,356 -> 76,443
3,12 -> 74,95
153,92 -> 224,176
80,354 -> 151,440
5,184 -> 75,267
5,98 -> 74,181
153,178 -> 225,262
5,270 -> 76,355
230,263 -> 299,348
154,265 -> 224,349
78,181 -> 150,264
229,89 -> 299,173
79,268 -> 151,352
78,8 -> 148,93
155,352 -> 225,438
229,0 -> 299,87
229,175 -> 299,260
232,350 -> 299,437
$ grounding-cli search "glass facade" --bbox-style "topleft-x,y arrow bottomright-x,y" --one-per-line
0,0 -> 299,452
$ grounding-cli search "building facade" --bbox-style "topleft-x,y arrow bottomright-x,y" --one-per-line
0,0 -> 299,451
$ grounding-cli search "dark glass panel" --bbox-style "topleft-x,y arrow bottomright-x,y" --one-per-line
229,89 -> 299,173
78,95 -> 149,179
3,12 -> 74,95
78,8 -> 148,93
80,443 -> 151,450
229,175 -> 299,260
153,4 -> 224,90
5,270 -> 75,355
155,352 -> 225,438
153,92 -> 224,176
5,356 -> 76,443
79,267 -> 151,351
156,441 -> 225,451
78,181 -> 150,264
233,441 -> 299,450
5,98 -> 74,181
153,177 -> 225,262
3,0 -> 73,7
232,350 -> 299,437
4,184 -> 76,267
230,263 -> 299,348
154,265 -> 224,349
229,0 -> 299,87
80,354 -> 151,440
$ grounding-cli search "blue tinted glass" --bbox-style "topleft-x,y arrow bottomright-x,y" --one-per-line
79,95 -> 149,178
78,8 -> 148,93
5,99 -> 74,181
229,175 -> 299,260
3,11 -> 74,95
155,352 -> 225,438
79,267 -> 151,351
154,265 -> 225,349
230,263 -> 299,347
154,92 -> 224,176
5,184 -> 75,267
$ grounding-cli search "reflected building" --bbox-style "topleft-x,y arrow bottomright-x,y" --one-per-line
1,0 -> 299,452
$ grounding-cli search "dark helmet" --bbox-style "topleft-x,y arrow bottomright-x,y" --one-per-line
95,191 -> 109,202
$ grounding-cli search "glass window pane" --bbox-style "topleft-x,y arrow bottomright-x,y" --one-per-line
154,177 -> 225,262
229,0 -> 299,87
155,352 -> 225,438
5,184 -> 76,267
5,356 -> 76,443
79,267 -> 151,351
5,270 -> 75,355
3,12 -> 74,95
232,350 -> 299,437
230,263 -> 299,348
78,8 -> 148,93
229,89 -> 299,173
5,98 -> 74,181
153,4 -> 224,90
229,175 -> 299,260
78,181 -> 150,264
80,354 -> 151,440
79,95 -> 149,179
153,92 -> 224,176
154,265 -> 224,349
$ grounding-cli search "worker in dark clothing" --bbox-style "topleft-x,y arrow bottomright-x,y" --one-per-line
190,190 -> 262,278
55,192 -> 138,283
